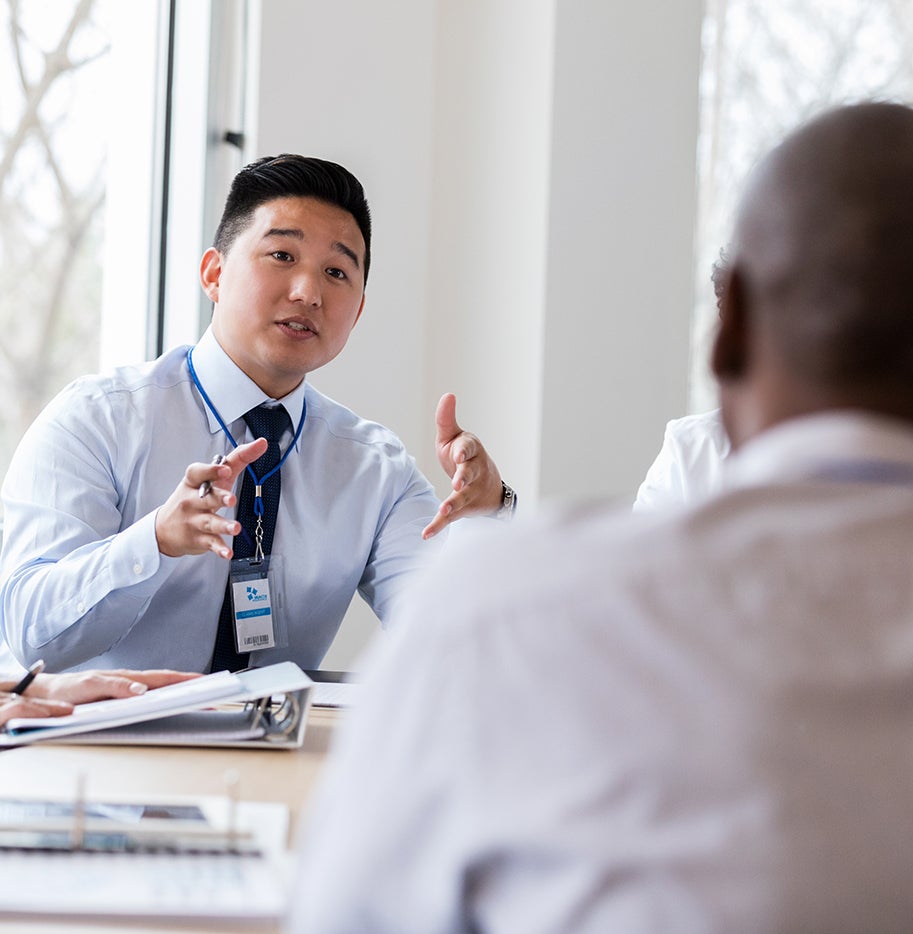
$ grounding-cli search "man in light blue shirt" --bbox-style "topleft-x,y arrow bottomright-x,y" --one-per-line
0,155 -> 511,673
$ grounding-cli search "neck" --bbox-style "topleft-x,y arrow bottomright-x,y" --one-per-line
722,372 -> 913,451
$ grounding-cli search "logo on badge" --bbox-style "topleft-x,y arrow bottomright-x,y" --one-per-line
246,586 -> 268,603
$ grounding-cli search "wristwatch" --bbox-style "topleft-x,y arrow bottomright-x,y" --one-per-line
496,481 -> 517,520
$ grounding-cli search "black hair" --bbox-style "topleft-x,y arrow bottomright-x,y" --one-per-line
711,247 -> 730,305
213,154 -> 372,283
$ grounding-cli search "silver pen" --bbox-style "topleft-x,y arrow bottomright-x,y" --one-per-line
198,454 -> 226,498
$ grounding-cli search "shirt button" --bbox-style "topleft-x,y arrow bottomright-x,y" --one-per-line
76,602 -> 85,613
133,562 -> 143,575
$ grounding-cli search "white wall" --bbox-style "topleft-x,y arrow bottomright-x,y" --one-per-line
425,0 -> 554,506
253,0 -> 704,667
540,1 -> 703,502
256,0 -> 435,455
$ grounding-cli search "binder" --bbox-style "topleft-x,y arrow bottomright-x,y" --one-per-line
0,661 -> 313,750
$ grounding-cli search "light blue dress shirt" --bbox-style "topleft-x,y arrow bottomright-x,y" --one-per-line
0,328 -> 440,672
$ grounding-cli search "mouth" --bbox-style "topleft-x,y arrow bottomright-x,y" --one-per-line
277,317 -> 318,338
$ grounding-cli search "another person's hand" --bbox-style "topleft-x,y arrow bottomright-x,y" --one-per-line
423,393 -> 504,539
0,668 -> 201,727
27,668 -> 201,704
154,439 -> 268,558
0,692 -> 74,725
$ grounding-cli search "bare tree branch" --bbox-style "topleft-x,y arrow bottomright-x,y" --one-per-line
0,0 -> 108,444
0,0 -> 97,191
28,183 -> 106,368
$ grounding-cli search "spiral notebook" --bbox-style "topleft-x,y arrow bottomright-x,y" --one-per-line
0,792 -> 291,923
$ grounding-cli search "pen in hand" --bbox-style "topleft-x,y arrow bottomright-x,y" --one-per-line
11,659 -> 45,695
198,454 -> 226,498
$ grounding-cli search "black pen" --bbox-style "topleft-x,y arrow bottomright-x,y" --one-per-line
10,659 -> 45,695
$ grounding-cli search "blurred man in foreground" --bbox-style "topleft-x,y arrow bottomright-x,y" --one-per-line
289,101 -> 913,932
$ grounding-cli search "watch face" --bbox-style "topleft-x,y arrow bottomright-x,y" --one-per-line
497,484 -> 517,519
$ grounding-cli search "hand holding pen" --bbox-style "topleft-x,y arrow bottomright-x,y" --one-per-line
0,660 -> 74,727
198,454 -> 226,498
10,659 -> 45,695
152,440 -> 268,561
0,666 -> 201,729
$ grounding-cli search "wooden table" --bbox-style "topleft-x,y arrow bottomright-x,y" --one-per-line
0,707 -> 340,933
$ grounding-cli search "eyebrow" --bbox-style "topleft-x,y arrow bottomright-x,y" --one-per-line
263,228 -> 361,269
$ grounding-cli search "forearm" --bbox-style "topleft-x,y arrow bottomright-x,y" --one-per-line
0,511 -> 179,670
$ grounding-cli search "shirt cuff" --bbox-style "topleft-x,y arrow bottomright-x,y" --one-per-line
106,509 -> 181,594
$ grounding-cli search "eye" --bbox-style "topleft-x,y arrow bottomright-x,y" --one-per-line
326,267 -> 347,280
270,251 -> 294,262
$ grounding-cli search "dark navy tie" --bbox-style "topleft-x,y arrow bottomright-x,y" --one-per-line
210,404 -> 292,672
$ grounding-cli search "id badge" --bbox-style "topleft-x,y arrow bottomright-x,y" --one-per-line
227,555 -> 288,653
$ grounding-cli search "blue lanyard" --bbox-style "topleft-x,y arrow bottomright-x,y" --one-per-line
186,346 -> 307,518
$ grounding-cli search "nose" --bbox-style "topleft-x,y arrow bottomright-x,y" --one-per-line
289,267 -> 322,307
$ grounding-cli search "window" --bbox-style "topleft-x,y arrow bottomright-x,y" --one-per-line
0,0 -> 252,512
691,0 -> 913,412
0,0 -> 166,501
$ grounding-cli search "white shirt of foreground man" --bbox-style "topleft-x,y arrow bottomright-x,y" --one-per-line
290,413 -> 913,933
288,101 -> 913,933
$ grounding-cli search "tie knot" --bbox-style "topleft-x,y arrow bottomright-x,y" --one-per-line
243,404 -> 292,443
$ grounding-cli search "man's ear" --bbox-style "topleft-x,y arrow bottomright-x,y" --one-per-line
200,248 -> 222,303
711,266 -> 750,381
351,293 -> 366,330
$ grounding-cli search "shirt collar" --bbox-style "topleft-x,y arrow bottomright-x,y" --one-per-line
189,326 -> 307,437
724,410 -> 913,490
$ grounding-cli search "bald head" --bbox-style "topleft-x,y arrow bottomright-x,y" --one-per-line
716,102 -> 913,445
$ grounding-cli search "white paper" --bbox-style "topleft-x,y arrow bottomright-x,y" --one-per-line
312,680 -> 360,708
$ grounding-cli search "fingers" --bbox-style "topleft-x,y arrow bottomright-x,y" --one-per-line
449,441 -> 488,492
434,393 -> 462,446
27,670 -> 203,705
422,486 -> 479,539
155,448 -> 268,559
447,436 -> 479,481
73,673 -> 151,700
0,693 -> 74,726
421,479 -> 489,539
422,500 -> 453,540
73,671 -> 199,700
29,671 -> 145,703
156,476 -> 241,559
227,438 -> 269,470
194,439 -> 268,500
435,393 -> 476,482
445,435 -> 495,501
186,458 -> 232,502
424,437 -> 505,539
107,669 -> 202,690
